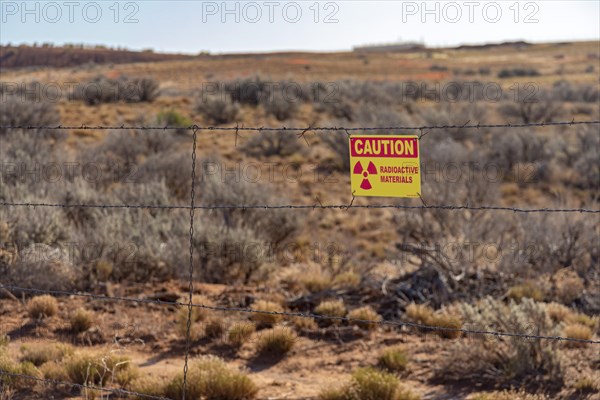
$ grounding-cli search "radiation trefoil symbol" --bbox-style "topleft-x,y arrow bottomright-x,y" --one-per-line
353,161 -> 378,190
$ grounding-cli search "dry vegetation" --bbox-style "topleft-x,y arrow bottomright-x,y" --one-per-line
0,41 -> 598,399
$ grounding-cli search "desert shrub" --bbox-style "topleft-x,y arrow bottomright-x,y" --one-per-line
551,80 -> 599,103
498,90 -> 564,123
195,167 -> 299,282
553,269 -> 585,304
69,308 -> 94,333
418,102 -> 487,141
156,109 -> 192,135
565,313 -> 598,331
378,347 -> 408,372
164,356 -> 257,400
136,150 -> 191,199
225,76 -> 268,106
20,343 -> 73,366
348,306 -> 382,331
195,96 -> 240,124
262,91 -> 299,121
544,302 -> 572,323
319,368 -> 420,400
437,297 -> 563,386
314,300 -> 346,326
562,324 -> 593,347
228,321 -> 256,347
256,327 -> 296,357
497,68 -> 540,78
0,95 -> 63,139
242,129 -> 303,157
39,360 -> 69,381
321,129 -> 351,171
27,295 -> 58,319
572,125 -> 600,190
488,130 -> 549,174
0,353 -> 36,390
250,300 -> 284,328
338,80 -> 394,105
314,99 -> 355,121
70,76 -> 158,104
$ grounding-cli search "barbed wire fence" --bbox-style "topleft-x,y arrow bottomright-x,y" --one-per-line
1,120 -> 599,399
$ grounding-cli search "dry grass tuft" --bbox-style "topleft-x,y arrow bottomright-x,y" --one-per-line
20,343 -> 73,366
347,306 -> 382,331
250,300 -> 284,328
378,347 -> 409,373
204,317 -> 226,340
562,323 -> 593,347
228,321 -> 256,348
256,326 -> 296,357
428,313 -> 463,339
164,355 -> 257,400
507,282 -> 544,302
292,316 -> 318,332
318,368 -> 420,400
314,300 -> 346,326
553,269 -> 584,304
404,303 -> 434,325
332,271 -> 361,289
69,308 -> 94,333
27,295 -> 58,320
63,351 -> 138,386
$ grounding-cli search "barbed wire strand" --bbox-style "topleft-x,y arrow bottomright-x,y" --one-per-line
182,127 -> 198,400
0,370 -> 172,400
1,201 -> 598,214
1,285 -> 598,345
1,120 -> 599,132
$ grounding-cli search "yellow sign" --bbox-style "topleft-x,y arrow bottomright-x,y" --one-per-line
349,135 -> 421,198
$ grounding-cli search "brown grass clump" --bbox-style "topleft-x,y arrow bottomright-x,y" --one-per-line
507,282 -> 544,302
301,273 -> 333,293
250,300 -> 284,328
39,360 -> 69,381
404,303 -> 434,325
544,302 -> 572,323
314,300 -> 346,326
164,356 -> 257,400
176,295 -> 212,338
27,295 -> 58,319
292,316 -> 318,332
63,351 -> 138,386
20,343 -> 73,366
228,321 -> 256,348
378,347 -> 409,373
256,327 -> 296,357
553,268 -> 584,304
565,313 -> 598,332
204,317 -> 226,340
332,270 -> 361,289
428,313 -> 463,339
470,389 -> 548,400
69,308 -> 94,333
318,368 -> 420,400
562,323 -> 593,347
348,306 -> 382,331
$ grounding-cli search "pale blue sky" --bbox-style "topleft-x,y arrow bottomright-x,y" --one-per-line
1,1 -> 599,53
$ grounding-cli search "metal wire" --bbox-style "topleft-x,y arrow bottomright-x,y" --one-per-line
1,201 -> 598,214
1,120 -> 599,132
0,370 -> 173,400
182,128 -> 198,400
1,285 -> 598,345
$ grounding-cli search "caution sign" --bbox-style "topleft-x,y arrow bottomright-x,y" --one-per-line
349,135 -> 421,198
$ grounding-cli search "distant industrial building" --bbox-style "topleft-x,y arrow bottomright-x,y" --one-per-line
353,42 -> 425,53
